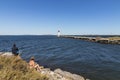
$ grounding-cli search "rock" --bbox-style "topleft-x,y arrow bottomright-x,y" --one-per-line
40,68 -> 85,80
40,68 -> 65,80
0,52 -> 13,56
54,69 -> 85,80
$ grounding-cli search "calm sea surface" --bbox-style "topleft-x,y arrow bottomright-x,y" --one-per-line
0,35 -> 120,80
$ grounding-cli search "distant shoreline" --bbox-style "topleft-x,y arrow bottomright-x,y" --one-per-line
0,35 -> 56,36
0,34 -> 120,36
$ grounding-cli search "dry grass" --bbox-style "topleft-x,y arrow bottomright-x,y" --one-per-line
108,37 -> 120,40
0,56 -> 48,80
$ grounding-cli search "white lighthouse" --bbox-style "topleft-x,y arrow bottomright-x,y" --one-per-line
57,30 -> 61,37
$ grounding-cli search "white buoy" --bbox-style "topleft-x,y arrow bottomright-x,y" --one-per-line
57,30 -> 61,37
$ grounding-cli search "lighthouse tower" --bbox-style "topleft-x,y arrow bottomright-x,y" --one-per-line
57,30 -> 61,37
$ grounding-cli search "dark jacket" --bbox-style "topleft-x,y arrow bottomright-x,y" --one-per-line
12,46 -> 19,55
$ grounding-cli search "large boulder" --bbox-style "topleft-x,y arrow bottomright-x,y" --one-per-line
54,69 -> 85,80
40,68 -> 85,80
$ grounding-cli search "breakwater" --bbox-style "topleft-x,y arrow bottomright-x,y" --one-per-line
61,35 -> 120,44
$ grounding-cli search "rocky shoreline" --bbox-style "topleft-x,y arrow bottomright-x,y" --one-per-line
0,52 -> 85,80
40,68 -> 85,80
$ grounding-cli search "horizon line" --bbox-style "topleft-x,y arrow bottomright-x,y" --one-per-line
0,34 -> 120,36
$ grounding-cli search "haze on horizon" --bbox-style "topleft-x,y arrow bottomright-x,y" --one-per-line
0,0 -> 120,35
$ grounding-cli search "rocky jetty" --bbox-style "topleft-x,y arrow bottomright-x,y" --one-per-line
62,36 -> 120,44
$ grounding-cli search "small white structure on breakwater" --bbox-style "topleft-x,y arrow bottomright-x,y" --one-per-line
57,30 -> 61,37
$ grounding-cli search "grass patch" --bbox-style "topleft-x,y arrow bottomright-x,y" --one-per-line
108,37 -> 120,40
0,56 -> 48,80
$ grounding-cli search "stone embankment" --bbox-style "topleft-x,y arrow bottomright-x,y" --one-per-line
61,36 -> 120,44
0,52 -> 85,80
40,68 -> 85,80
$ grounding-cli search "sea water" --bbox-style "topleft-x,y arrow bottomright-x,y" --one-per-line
0,35 -> 120,80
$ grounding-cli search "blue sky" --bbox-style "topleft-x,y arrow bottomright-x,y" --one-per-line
0,0 -> 120,35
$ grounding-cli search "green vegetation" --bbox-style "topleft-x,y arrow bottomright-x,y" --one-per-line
0,56 -> 48,80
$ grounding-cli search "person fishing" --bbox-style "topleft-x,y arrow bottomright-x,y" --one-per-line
12,44 -> 19,56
